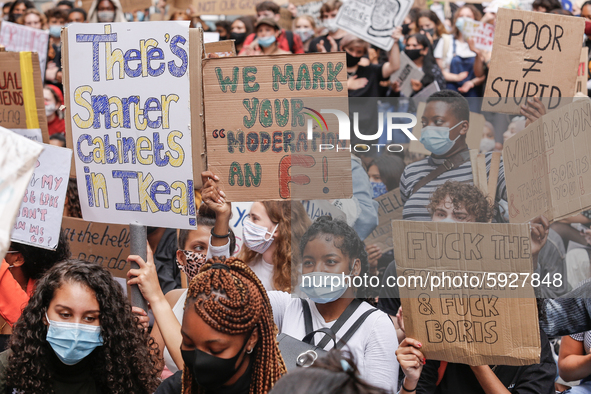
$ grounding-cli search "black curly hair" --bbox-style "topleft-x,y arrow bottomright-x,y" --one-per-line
269,349 -> 388,394
299,216 -> 370,299
6,260 -> 161,394
10,228 -> 71,280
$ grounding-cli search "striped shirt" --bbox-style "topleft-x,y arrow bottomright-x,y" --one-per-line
399,151 -> 507,221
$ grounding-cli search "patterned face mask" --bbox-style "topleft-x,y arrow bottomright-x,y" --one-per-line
178,250 -> 206,280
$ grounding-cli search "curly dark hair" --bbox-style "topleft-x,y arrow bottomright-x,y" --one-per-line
427,90 -> 470,124
10,228 -> 70,280
269,349 -> 387,394
6,260 -> 161,394
299,216 -> 370,299
427,180 -> 493,223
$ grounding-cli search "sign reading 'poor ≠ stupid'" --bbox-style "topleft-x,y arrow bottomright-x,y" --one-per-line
202,53 -> 353,201
64,22 -> 196,229
483,9 -> 584,114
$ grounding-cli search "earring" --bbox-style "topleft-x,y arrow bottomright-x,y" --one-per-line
247,348 -> 253,354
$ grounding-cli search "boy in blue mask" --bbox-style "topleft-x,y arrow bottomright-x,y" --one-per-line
399,90 -> 507,221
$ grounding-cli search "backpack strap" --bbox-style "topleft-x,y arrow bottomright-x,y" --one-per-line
336,307 -> 378,349
411,149 -> 471,195
285,30 -> 294,53
301,298 -> 315,345
316,299 -> 362,349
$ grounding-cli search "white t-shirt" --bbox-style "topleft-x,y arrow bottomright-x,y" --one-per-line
249,255 -> 275,291
207,237 -> 276,291
163,290 -> 188,373
268,291 -> 399,392
434,35 -> 475,72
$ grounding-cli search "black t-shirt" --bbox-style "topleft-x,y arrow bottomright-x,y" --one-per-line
414,327 -> 556,394
307,34 -> 343,53
348,64 -> 387,98
377,260 -> 401,316
154,228 -> 181,294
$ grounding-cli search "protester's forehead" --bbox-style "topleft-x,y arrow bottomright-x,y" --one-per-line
424,100 -> 458,121
305,233 -> 347,255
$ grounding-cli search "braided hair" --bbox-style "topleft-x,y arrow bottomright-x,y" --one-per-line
182,256 -> 286,394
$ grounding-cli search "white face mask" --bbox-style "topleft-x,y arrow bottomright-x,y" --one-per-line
295,28 -> 314,42
97,10 -> 115,22
323,17 -> 339,33
480,138 -> 495,153
242,219 -> 279,254
300,272 -> 350,304
45,103 -> 56,117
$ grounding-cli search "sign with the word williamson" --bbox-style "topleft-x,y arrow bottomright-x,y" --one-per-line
393,220 -> 540,366
64,22 -> 196,229
503,98 -> 591,223
202,53 -> 352,201
482,8 -> 584,114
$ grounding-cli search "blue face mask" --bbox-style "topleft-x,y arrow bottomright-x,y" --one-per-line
258,35 -> 276,48
419,121 -> 464,156
49,25 -> 62,38
45,312 -> 103,365
300,272 -> 351,304
371,181 -> 388,198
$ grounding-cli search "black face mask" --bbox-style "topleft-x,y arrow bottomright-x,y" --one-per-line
230,32 -> 247,45
401,23 -> 411,36
182,335 -> 251,391
422,28 -> 435,37
346,52 -> 362,67
405,48 -> 423,61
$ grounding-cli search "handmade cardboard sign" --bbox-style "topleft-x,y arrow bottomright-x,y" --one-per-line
303,199 -> 346,222
189,0 -> 262,15
482,9 -> 584,114
576,47 -> 589,95
205,40 -> 236,58
295,0 -> 324,26
389,51 -> 424,97
202,53 -> 353,201
0,22 -> 50,80
393,220 -> 541,366
0,126 -> 44,261
334,0 -> 412,51
409,102 -> 486,155
11,144 -> 72,250
364,188 -> 403,252
411,81 -> 440,103
0,51 -> 49,142
61,216 -> 131,279
120,0 -> 152,13
503,98 -> 591,223
63,22 -> 196,229
460,18 -> 495,52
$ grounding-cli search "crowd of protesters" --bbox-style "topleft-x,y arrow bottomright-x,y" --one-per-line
2,0 -> 591,392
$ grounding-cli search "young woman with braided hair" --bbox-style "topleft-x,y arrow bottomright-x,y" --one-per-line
155,256 -> 286,394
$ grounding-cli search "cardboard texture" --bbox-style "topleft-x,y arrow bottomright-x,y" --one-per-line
120,0 -> 152,13
364,188 -> 403,252
64,22 -> 196,229
334,0 -> 412,51
0,51 -> 49,142
188,0 -> 262,15
204,39 -> 236,58
0,22 -> 50,81
393,220 -> 541,366
0,126 -> 44,262
482,9 -> 584,114
11,144 -> 72,250
190,28 -> 207,189
303,199 -> 347,222
503,98 -> 591,223
409,102 -> 486,155
460,18 -> 494,52
61,216 -> 131,279
74,0 -> 94,12
389,51 -> 424,97
576,47 -> 589,95
278,8 -> 294,31
202,53 -> 353,201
